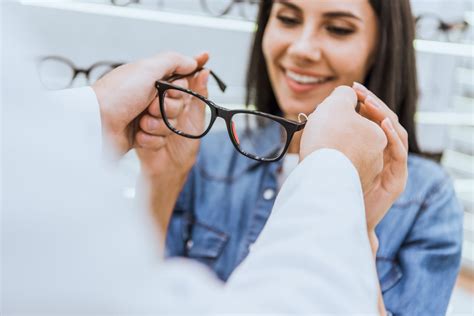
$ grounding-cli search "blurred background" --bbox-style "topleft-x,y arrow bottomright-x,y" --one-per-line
2,0 -> 473,313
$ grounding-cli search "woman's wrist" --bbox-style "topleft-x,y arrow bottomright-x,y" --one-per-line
368,230 -> 379,258
138,168 -> 189,243
140,159 -> 194,180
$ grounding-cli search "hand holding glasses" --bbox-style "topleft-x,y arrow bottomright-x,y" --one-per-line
155,69 -> 306,162
38,56 -> 123,90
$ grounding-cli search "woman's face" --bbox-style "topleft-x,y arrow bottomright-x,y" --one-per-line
262,0 -> 378,119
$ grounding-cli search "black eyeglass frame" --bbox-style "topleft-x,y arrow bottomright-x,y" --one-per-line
111,0 -> 140,6
38,56 -> 124,89
414,13 -> 470,41
199,0 -> 260,20
110,0 -> 164,7
155,70 -> 306,162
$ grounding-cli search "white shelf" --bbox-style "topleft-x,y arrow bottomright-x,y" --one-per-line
453,96 -> 474,112
442,149 -> 474,176
415,40 -> 474,58
19,1 -> 474,59
457,68 -> 474,86
416,111 -> 474,126
19,0 -> 256,33
455,179 -> 474,196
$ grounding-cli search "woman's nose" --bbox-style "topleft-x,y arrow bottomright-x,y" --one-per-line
286,29 -> 323,64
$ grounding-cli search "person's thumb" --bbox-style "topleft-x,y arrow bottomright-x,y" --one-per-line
148,52 -> 198,79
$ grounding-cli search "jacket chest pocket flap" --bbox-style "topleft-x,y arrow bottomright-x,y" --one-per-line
376,258 -> 403,292
187,221 -> 229,259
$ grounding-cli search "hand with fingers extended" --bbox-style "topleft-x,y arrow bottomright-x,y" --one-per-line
92,51 -> 207,157
300,85 -> 398,316
93,51 -> 211,237
353,82 -> 409,234
300,86 -> 388,195
135,66 -> 210,178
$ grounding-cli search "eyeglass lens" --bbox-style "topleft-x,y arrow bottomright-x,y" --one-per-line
162,88 -> 214,137
89,64 -> 118,83
202,0 -> 233,16
230,112 -> 288,160
38,58 -> 75,90
111,0 -> 138,6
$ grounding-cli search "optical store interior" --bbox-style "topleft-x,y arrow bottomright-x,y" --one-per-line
2,0 -> 474,314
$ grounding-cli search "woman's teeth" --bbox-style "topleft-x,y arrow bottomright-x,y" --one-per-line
286,70 -> 330,84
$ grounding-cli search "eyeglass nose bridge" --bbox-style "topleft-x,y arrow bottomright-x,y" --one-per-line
213,105 -> 233,120
211,106 -> 244,148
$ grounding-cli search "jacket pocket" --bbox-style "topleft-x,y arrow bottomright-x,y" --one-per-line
187,221 -> 229,261
376,258 -> 403,292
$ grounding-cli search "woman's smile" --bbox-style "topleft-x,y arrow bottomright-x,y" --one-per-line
281,66 -> 336,94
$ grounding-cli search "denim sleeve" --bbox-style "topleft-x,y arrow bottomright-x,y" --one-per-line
383,178 -> 463,315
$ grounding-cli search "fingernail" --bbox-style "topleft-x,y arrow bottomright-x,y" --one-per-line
365,95 -> 381,108
353,82 -> 369,95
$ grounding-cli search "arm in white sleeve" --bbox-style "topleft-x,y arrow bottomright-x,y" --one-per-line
218,149 -> 379,314
41,88 -> 378,313
48,87 -> 103,155
5,82 -> 377,314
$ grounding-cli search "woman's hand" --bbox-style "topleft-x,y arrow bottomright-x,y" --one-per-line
353,82 -> 409,233
135,53 -> 210,178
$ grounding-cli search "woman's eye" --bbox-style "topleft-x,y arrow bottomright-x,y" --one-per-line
326,26 -> 355,36
276,15 -> 300,26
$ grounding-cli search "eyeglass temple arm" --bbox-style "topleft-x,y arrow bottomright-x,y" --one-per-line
163,68 -> 227,92
296,122 -> 306,131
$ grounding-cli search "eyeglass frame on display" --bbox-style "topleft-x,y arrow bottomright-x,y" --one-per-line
38,56 -> 124,90
414,13 -> 470,42
200,0 -> 260,21
155,68 -> 307,162
110,0 -> 164,7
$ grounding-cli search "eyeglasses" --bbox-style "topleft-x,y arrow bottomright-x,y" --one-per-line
110,0 -> 259,21
415,14 -> 470,42
38,56 -> 123,90
156,69 -> 306,162
200,0 -> 260,21
110,0 -> 164,7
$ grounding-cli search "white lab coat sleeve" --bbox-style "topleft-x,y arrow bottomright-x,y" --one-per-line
48,87 -> 103,155
51,88 -> 379,314
51,88 -> 378,313
5,85 -> 378,314
219,149 -> 379,314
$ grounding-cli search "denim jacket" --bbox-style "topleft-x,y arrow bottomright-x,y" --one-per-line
166,131 -> 463,316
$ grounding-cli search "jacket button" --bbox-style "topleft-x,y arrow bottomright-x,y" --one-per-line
186,240 -> 194,250
263,188 -> 275,200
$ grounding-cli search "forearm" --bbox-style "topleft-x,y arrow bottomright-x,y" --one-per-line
139,171 -> 188,242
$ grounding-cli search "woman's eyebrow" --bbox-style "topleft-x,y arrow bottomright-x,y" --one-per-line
274,0 -> 302,13
323,11 -> 362,21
